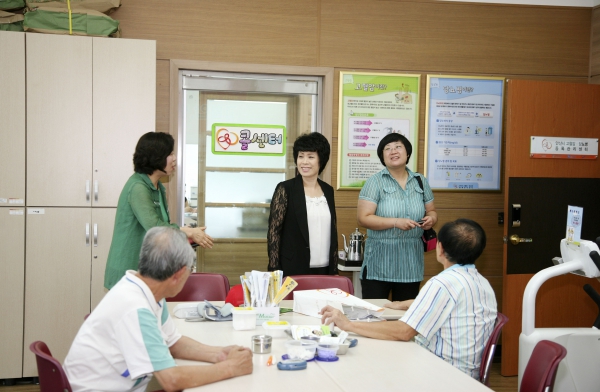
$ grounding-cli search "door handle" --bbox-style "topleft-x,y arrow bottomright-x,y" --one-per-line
94,180 -> 98,202
86,180 -> 90,202
93,223 -> 98,247
509,234 -> 532,245
85,223 -> 90,246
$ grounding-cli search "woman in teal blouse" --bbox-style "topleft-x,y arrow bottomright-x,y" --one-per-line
104,132 -> 213,290
357,133 -> 437,301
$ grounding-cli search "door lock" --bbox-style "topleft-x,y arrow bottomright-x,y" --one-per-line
509,234 -> 532,245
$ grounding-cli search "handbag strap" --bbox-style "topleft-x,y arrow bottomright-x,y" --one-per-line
415,174 -> 425,203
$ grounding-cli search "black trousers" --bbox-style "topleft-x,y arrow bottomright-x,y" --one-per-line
307,266 -> 330,275
361,266 -> 421,301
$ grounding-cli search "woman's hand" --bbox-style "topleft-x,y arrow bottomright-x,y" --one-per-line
181,226 -> 214,248
395,218 -> 420,231
418,216 -> 435,230
191,227 -> 213,249
419,202 -> 438,230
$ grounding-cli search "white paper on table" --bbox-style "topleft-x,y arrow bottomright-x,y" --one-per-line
293,289 -> 384,318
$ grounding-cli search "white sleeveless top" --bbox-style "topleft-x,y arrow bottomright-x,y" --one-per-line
305,195 -> 331,268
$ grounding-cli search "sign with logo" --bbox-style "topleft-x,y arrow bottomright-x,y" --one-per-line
530,136 -> 598,159
211,123 -> 286,156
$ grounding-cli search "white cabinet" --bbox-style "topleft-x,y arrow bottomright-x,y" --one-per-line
0,31 -> 25,206
26,33 -> 156,207
0,208 -> 25,379
26,34 -> 92,207
0,30 -> 156,378
92,37 -> 157,207
23,208 -> 115,376
0,31 -> 25,380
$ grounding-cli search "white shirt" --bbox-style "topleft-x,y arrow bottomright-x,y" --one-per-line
64,271 -> 182,392
306,195 -> 331,268
400,264 -> 497,378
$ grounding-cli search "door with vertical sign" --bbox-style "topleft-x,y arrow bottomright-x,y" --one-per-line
501,79 -> 600,375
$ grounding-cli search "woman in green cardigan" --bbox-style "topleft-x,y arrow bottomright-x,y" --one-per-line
104,132 -> 213,290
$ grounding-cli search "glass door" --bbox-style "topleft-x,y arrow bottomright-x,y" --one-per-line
180,71 -> 321,275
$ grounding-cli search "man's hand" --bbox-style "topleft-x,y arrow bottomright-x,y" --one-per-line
384,300 -> 414,311
320,305 -> 351,330
215,345 -> 251,363
224,346 -> 253,377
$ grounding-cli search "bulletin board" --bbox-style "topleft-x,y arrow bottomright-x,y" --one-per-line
337,72 -> 420,190
424,75 -> 504,191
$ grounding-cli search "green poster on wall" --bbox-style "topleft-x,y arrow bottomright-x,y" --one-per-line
337,72 -> 420,189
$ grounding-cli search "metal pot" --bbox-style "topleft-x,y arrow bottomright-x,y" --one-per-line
342,228 -> 365,262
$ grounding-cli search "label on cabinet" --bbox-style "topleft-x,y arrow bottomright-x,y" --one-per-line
0,198 -> 6,203
9,209 -> 24,215
9,198 -> 24,204
27,208 -> 45,215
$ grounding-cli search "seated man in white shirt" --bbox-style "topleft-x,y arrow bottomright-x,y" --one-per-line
64,226 -> 252,392
320,218 -> 497,379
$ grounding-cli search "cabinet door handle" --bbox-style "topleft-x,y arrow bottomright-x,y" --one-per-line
94,180 -> 99,202
93,223 -> 98,247
85,223 -> 90,246
86,180 -> 90,202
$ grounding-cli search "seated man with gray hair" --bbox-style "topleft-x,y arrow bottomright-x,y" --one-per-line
64,227 -> 252,392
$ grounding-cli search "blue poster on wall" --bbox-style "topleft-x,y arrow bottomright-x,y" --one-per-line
424,76 -> 504,191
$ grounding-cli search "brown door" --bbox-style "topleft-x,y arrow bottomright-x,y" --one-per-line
501,79 -> 600,375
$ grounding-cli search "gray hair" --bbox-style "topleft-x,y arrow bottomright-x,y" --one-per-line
138,227 -> 195,281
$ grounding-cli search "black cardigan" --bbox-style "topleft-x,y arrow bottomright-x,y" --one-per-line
267,175 -> 338,275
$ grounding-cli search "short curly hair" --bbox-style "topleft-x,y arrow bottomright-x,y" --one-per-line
293,132 -> 331,174
133,132 -> 174,175
376,133 -> 412,166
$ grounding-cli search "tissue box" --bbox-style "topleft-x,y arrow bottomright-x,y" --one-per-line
293,289 -> 384,318
254,307 -> 279,325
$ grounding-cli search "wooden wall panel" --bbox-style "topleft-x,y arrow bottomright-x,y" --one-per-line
203,242 -> 268,285
156,60 -> 170,133
591,6 -> 600,77
320,0 -> 590,77
111,0 -> 319,66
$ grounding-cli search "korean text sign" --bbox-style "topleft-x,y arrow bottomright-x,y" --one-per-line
212,123 -> 286,156
424,76 -> 504,191
337,72 -> 420,189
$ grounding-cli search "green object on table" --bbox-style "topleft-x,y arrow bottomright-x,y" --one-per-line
279,307 -> 293,314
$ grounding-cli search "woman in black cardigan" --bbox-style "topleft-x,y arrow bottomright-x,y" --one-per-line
267,133 -> 338,276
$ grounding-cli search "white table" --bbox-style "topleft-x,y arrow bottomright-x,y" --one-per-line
338,264 -> 362,298
167,300 -> 491,392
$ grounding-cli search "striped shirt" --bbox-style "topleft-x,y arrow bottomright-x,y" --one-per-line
401,264 -> 498,379
359,168 -> 434,282
64,271 -> 181,392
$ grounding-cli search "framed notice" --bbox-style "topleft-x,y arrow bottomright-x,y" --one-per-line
424,75 -> 504,191
337,72 -> 420,190
211,123 -> 286,156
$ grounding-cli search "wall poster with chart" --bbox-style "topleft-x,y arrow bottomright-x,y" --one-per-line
424,75 -> 504,191
337,72 -> 420,190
